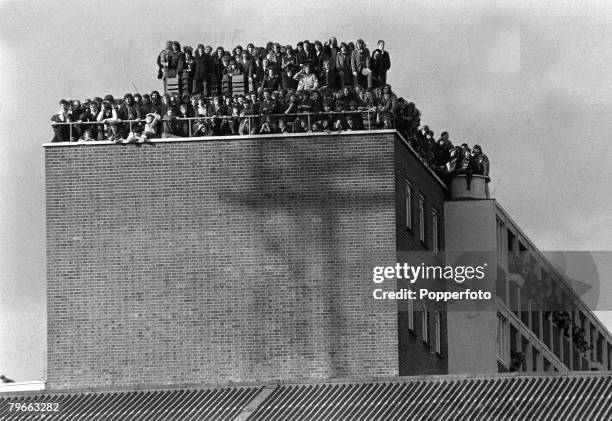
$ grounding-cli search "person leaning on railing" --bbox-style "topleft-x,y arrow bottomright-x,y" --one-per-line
51,99 -> 75,142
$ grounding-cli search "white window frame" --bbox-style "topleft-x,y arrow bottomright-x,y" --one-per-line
405,179 -> 413,230
434,311 -> 441,354
418,194 -> 426,244
432,208 -> 439,255
422,303 -> 429,343
407,299 -> 414,331
497,313 -> 509,364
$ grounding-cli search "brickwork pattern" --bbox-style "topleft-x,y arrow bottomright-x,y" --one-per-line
46,134 -> 400,389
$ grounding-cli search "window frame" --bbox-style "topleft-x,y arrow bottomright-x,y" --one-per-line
405,179 -> 413,231
407,298 -> 414,332
422,303 -> 429,344
434,311 -> 441,354
497,313 -> 509,365
432,207 -> 439,255
418,194 -> 426,244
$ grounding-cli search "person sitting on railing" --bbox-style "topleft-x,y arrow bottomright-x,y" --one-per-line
335,42 -> 352,89
472,144 -> 490,181
161,107 -> 182,138
293,63 -> 319,91
142,112 -> 161,140
351,39 -> 372,89
97,95 -> 120,141
51,99 -> 75,142
453,144 -> 477,190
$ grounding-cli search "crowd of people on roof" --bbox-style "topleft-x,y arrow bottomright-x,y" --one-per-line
49,36 -> 490,185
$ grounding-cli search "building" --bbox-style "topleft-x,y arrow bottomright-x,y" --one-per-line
1,126 -> 611,419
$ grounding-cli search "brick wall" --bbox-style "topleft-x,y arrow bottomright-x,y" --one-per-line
45,133 -> 401,389
394,137 -> 449,375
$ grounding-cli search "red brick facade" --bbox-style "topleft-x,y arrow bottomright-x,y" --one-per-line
45,133 -> 412,389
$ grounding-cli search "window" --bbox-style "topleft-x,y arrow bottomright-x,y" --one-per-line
418,194 -> 425,244
405,179 -> 413,230
433,311 -> 441,354
497,314 -> 509,364
407,298 -> 414,331
496,217 -> 504,265
432,208 -> 439,255
422,303 -> 429,344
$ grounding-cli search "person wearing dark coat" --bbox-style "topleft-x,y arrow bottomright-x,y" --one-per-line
376,40 -> 391,84
319,59 -> 340,91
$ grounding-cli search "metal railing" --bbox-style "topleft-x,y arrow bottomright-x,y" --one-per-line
50,110 -> 396,142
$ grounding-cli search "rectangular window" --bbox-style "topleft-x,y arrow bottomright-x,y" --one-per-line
497,314 -> 508,364
496,217 -> 505,265
418,194 -> 426,244
422,303 -> 429,343
405,179 -> 413,230
434,311 -> 441,354
407,298 -> 414,331
432,208 -> 439,255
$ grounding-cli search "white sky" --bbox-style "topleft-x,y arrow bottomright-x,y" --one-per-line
1,0 -> 612,381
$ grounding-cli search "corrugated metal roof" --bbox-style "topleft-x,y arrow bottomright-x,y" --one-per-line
0,374 -> 610,421
246,374 -> 612,421
0,386 -> 261,421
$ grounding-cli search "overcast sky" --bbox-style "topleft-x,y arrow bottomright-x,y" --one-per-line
1,0 -> 612,381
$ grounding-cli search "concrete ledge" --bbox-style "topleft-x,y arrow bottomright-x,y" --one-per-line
450,174 -> 488,199
42,129 -> 398,148
0,381 -> 46,394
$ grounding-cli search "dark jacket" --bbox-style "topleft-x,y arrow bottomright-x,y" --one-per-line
193,52 -> 210,81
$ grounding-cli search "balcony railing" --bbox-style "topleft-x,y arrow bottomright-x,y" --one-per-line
50,110 -> 395,143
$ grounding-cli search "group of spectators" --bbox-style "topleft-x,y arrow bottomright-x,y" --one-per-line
404,128 -> 490,188
157,38 -> 391,96
51,83 -> 402,142
49,36 -> 490,187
